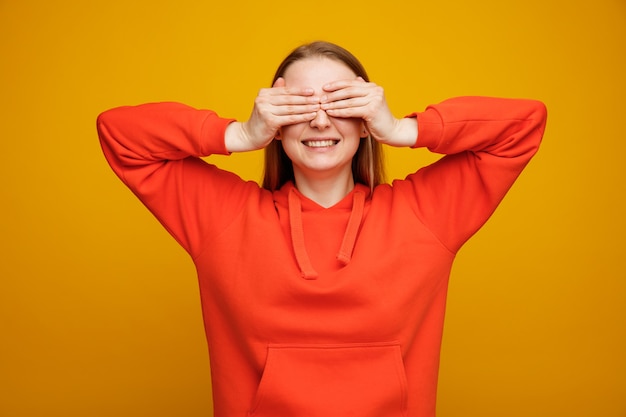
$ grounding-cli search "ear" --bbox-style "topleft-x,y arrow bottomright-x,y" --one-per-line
273,77 -> 285,88
275,128 -> 283,141
360,122 -> 369,138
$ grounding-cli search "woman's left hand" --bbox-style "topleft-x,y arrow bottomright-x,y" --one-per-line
320,77 -> 417,147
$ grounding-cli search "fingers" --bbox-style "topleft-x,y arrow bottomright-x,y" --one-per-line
258,78 -> 320,120
320,77 -> 366,97
262,77 -> 384,124
320,80 -> 384,120
259,92 -> 320,107
270,77 -> 315,97
255,95 -> 320,120
321,78 -> 377,103
251,84 -> 320,134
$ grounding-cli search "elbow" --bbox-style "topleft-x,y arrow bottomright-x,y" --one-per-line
524,100 -> 548,158
96,106 -> 125,134
528,99 -> 548,131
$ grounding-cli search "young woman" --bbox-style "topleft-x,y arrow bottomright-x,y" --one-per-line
97,41 -> 547,417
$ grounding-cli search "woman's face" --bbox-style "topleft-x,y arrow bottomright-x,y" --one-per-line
278,57 -> 365,183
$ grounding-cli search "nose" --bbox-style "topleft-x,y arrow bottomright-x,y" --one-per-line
310,109 -> 331,129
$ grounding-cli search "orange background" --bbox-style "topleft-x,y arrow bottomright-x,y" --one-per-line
1,1 -> 625,416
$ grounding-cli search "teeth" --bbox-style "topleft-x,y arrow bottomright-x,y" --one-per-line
303,140 -> 337,147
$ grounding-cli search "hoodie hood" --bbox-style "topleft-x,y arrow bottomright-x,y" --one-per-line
273,182 -> 370,280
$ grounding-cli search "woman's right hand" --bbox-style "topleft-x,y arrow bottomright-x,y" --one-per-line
225,78 -> 321,152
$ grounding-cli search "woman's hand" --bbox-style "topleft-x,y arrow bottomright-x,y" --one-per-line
320,78 -> 417,147
225,78 -> 321,152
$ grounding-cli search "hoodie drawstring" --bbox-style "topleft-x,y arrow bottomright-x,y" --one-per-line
288,189 -> 319,280
288,188 -> 366,280
337,190 -> 365,266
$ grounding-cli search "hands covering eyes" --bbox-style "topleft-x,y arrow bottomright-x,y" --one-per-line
225,77 -> 417,153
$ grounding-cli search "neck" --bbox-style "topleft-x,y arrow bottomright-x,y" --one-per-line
293,170 -> 355,208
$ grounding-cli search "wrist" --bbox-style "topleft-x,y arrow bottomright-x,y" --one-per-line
393,117 -> 418,147
224,122 -> 249,153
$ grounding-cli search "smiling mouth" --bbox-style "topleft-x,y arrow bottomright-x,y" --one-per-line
302,139 -> 339,148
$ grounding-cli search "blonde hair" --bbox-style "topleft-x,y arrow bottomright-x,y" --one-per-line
262,41 -> 385,191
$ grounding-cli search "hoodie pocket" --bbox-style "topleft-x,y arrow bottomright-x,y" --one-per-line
249,342 -> 408,417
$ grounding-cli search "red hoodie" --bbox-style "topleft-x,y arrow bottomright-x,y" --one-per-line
97,97 -> 547,417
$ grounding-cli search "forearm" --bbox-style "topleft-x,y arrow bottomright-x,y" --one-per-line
411,96 -> 547,159
97,102 -> 234,172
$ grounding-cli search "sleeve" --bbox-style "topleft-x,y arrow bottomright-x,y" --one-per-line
398,96 -> 547,253
96,101 -> 257,259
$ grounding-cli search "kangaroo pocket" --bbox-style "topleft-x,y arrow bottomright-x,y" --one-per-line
249,342 -> 408,417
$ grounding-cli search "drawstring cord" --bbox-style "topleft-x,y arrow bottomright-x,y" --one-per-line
337,191 -> 365,265
288,189 -> 319,280
288,188 -> 366,279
